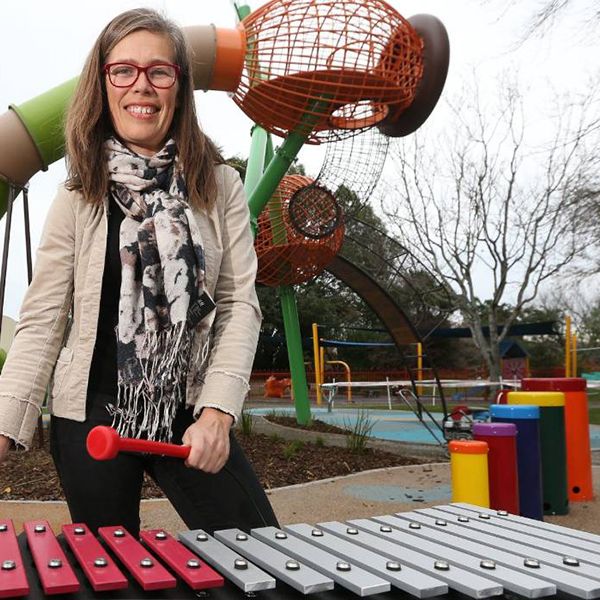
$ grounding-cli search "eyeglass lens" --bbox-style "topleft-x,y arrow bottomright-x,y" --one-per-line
107,64 -> 177,88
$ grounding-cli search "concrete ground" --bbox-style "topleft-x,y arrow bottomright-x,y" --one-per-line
3,462 -> 600,536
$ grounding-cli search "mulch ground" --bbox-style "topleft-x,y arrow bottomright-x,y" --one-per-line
1,420 -> 425,501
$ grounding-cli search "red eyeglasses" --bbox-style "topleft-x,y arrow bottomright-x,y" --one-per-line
103,62 -> 180,89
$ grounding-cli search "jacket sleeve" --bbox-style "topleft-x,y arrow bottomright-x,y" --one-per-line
193,166 -> 261,422
0,185 -> 75,449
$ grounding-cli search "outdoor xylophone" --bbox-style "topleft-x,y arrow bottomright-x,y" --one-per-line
3,503 -> 600,599
3,427 -> 600,598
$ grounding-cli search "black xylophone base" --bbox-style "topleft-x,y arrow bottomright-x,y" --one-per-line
17,533 -> 387,600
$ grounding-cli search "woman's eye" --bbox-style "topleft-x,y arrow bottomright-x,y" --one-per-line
113,66 -> 135,76
150,67 -> 170,78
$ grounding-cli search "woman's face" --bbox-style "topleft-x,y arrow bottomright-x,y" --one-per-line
105,30 -> 179,156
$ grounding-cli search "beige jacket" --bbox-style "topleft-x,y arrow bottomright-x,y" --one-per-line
0,165 -> 261,449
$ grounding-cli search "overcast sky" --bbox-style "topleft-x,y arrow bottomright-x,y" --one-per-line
0,0 -> 598,319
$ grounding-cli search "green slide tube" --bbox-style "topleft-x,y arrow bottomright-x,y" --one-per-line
0,78 -> 77,218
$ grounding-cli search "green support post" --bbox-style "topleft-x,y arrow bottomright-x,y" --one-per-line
247,129 -> 312,219
279,286 -> 312,424
244,125 -> 269,235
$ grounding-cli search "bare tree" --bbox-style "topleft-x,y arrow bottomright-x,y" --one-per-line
383,81 -> 598,380
484,0 -> 600,42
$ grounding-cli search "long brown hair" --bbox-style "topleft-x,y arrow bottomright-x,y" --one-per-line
65,8 -> 223,207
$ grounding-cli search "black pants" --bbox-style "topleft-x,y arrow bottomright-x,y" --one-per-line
50,392 -> 279,536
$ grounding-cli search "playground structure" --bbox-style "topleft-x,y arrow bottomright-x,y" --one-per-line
0,0 -> 451,435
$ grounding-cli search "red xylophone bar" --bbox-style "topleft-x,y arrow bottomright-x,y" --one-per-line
140,529 -> 225,590
23,520 -> 79,595
0,519 -> 29,599
87,425 -> 191,460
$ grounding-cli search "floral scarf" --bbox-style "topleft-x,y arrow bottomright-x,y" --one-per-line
104,137 -> 215,441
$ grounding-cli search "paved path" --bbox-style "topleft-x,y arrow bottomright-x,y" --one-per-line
4,463 -> 600,536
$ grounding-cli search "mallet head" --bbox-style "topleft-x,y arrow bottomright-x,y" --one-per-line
86,426 -> 120,460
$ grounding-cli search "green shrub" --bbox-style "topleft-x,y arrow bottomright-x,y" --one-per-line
239,410 -> 254,436
345,409 -> 376,454
315,436 -> 325,447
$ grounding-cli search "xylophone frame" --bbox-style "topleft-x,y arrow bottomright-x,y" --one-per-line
2,503 -> 600,599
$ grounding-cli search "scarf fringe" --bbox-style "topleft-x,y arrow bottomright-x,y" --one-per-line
108,323 -> 210,442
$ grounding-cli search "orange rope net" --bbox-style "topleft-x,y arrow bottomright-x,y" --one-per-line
235,0 -> 424,143
255,175 -> 345,286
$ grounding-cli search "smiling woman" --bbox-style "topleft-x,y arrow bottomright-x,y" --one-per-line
104,30 -> 179,156
0,8 -> 279,537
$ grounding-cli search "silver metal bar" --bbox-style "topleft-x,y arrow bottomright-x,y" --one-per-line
178,529 -> 275,593
453,503 -> 600,547
342,518 -> 503,598
410,508 -> 600,578
327,518 -> 553,599
252,526 -> 390,596
372,513 -> 600,599
286,522 -> 448,599
432,504 -> 600,556
214,528 -> 333,595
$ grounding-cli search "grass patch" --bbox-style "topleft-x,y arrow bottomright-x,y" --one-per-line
283,440 -> 304,460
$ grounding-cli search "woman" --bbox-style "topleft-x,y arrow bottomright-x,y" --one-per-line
0,8 -> 279,536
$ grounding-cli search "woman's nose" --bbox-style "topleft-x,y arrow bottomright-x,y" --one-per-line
132,69 -> 154,92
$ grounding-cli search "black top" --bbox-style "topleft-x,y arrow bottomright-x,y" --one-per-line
87,197 -> 124,397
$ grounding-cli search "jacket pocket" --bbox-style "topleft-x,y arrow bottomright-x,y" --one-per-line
50,346 -> 73,401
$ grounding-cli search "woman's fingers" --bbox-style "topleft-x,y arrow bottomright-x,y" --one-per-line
181,408 -> 233,473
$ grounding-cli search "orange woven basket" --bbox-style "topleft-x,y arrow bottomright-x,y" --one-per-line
234,0 -> 424,142
255,175 -> 345,286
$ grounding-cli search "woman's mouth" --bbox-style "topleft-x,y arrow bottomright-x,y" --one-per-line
126,105 -> 159,118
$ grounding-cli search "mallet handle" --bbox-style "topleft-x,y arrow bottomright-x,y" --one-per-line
119,437 -> 191,459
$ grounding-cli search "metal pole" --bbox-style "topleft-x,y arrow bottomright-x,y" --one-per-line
386,376 -> 392,410
417,342 -> 423,397
312,323 -> 321,405
0,184 -> 17,341
22,187 -> 33,284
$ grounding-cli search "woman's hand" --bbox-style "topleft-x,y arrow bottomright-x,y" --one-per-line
181,408 -> 233,473
0,435 -> 12,463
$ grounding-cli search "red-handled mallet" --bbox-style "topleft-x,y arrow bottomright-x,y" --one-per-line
86,426 -> 191,461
